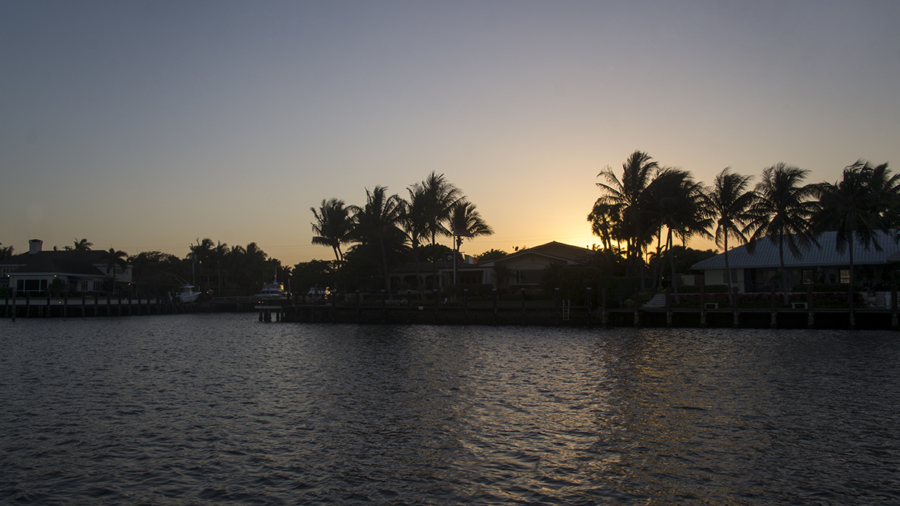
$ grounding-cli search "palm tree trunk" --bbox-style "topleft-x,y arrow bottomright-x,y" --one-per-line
668,228 -> 679,305
779,236 -> 788,304
724,233 -> 733,306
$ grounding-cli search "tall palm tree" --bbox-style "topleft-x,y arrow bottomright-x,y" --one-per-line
213,241 -> 228,293
311,198 -> 353,263
449,201 -> 494,285
0,243 -> 13,260
708,168 -> 758,302
596,150 -> 660,288
349,186 -> 406,298
419,172 -> 463,286
100,247 -> 128,294
399,185 -> 430,290
643,169 -> 713,300
587,201 -> 623,251
73,238 -> 93,251
746,163 -> 819,302
813,162 -> 895,325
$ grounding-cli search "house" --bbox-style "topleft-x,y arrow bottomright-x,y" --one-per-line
387,242 -> 593,292
389,260 -> 491,291
690,230 -> 900,293
0,239 -> 132,294
480,242 -> 593,289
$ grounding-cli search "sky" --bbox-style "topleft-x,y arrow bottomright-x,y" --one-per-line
2,0 -> 899,266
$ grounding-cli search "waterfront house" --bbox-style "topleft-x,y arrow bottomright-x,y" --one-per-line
480,242 -> 593,289
690,230 -> 900,293
0,239 -> 132,294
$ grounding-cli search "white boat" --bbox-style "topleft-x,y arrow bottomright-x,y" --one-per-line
254,276 -> 287,299
176,285 -> 202,303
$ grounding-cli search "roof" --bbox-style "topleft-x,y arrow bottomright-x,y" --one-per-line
691,230 -> 900,270
0,250 -> 112,276
391,261 -> 486,274
480,241 -> 593,267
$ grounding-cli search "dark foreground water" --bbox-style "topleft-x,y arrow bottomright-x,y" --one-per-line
1,316 -> 899,505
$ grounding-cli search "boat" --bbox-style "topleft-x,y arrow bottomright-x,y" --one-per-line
176,285 -> 202,303
254,276 -> 288,299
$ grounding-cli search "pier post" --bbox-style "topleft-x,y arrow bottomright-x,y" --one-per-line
586,287 -> 592,327
521,288 -> 526,325
665,287 -> 672,327
381,290 -> 386,323
4,292 -> 7,319
26,292 -> 30,318
633,288 -> 640,327
601,288 -> 608,327
434,289 -> 439,324
555,288 -> 560,326
106,293 -> 111,316
12,290 -> 16,321
770,285 -> 777,329
64,292 -> 68,317
357,290 -> 361,323
82,292 -> 86,317
892,285 -> 898,330
46,291 -> 51,318
699,286 -> 707,328
332,290 -> 337,323
807,285 -> 814,328
732,287 -> 740,328
848,284 -> 856,330
464,289 -> 469,325
492,289 -> 498,325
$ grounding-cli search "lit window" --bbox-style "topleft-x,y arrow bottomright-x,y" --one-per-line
840,269 -> 850,284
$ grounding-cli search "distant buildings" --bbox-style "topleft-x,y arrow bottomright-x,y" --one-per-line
690,230 -> 900,292
0,239 -> 132,294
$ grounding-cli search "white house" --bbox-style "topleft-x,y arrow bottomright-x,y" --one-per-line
690,230 -> 900,292
0,239 -> 132,294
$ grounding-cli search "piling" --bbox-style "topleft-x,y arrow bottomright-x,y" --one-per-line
699,286 -> 707,328
807,285 -> 814,328
492,289 -> 498,325
586,287 -> 592,327
521,288 -> 526,325
732,287 -> 740,328
554,288 -> 560,326
633,288 -> 640,327
665,287 -> 672,327
464,289 -> 469,325
601,288 -> 608,327
892,285 -> 898,330
770,285 -> 777,329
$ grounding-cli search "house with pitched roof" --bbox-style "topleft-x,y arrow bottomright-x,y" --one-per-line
0,239 -> 132,294
479,242 -> 593,289
690,230 -> 900,293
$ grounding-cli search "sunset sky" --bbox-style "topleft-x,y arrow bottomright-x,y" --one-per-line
2,1 -> 899,266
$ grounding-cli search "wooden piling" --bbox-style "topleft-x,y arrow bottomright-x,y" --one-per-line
807,285 -> 814,328
699,286 -> 707,328
732,287 -> 740,328
586,287 -> 592,327
665,287 -> 672,327
464,289 -> 469,325
633,288 -> 640,327
521,288 -> 526,325
601,288 -> 608,327
770,285 -> 777,328
493,289 -> 498,325
892,285 -> 898,330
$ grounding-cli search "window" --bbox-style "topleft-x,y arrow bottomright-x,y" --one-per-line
840,269 -> 850,284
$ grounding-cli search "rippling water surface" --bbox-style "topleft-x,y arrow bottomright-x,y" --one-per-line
2,315 -> 899,504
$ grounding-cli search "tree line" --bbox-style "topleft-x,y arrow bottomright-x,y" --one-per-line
307,172 -> 493,298
590,150 -> 897,302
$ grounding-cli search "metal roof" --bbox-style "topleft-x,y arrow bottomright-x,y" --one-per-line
691,230 -> 900,270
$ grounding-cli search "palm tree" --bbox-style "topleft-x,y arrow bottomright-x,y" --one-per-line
0,243 -> 13,260
813,162 -> 895,325
643,169 -> 713,301
449,201 -> 494,285
349,186 -> 406,298
311,198 -> 353,263
746,163 -> 819,302
587,201 -> 621,251
595,150 -> 661,288
419,172 -> 463,286
73,238 -> 93,251
708,168 -> 758,303
213,241 -> 228,293
100,247 -> 128,294
399,185 -> 430,290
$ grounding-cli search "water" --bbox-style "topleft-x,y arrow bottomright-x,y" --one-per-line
2,315 -> 899,505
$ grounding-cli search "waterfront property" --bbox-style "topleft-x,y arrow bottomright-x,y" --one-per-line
0,239 -> 132,294
479,242 -> 593,289
690,230 -> 900,293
